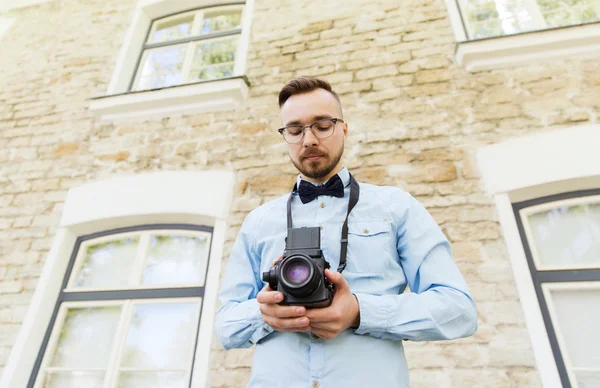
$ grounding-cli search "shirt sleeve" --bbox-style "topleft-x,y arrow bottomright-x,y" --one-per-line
353,192 -> 478,341
214,213 -> 274,350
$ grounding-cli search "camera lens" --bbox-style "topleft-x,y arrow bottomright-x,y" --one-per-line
285,261 -> 310,285
279,255 -> 320,298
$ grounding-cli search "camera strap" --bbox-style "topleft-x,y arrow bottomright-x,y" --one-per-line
287,173 -> 360,273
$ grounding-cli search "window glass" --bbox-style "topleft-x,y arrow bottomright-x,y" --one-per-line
72,237 -> 139,289
149,14 -> 194,43
188,37 -> 238,82
458,0 -> 599,39
42,372 -> 105,388
525,200 -> 600,269
117,372 -> 188,388
201,8 -> 242,34
142,234 -> 210,286
545,286 -> 600,385
119,302 -> 199,369
134,44 -> 188,91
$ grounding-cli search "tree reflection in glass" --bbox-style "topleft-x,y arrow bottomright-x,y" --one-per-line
74,238 -> 139,289
142,235 -> 209,286
119,302 -> 198,369
189,38 -> 237,82
49,306 -> 121,368
528,202 -> 600,268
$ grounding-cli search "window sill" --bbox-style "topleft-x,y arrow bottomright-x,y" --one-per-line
455,23 -> 600,72
88,76 -> 249,122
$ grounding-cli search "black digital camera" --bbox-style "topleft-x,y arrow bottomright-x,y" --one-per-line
262,227 -> 334,308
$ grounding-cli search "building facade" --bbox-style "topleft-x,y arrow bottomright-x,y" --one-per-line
0,0 -> 599,387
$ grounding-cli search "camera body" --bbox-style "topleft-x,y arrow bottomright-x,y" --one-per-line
262,227 -> 334,308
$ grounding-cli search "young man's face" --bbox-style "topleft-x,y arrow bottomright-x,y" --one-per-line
279,88 -> 348,183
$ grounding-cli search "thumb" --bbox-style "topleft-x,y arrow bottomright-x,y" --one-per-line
325,269 -> 348,290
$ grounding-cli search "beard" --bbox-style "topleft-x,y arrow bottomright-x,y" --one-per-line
291,145 -> 344,181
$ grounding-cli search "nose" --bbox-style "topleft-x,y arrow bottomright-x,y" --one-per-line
302,127 -> 319,147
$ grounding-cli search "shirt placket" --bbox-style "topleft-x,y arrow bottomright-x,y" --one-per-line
308,194 -> 332,388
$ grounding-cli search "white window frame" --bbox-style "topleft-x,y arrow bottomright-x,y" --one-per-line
443,0 -> 600,72
476,124 -> 600,387
87,0 -> 254,122
0,170 -> 235,388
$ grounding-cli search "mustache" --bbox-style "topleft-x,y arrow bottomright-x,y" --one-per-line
301,148 -> 327,158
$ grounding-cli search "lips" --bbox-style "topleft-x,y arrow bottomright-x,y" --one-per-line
305,155 -> 322,160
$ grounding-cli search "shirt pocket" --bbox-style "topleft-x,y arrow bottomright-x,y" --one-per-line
346,221 -> 398,274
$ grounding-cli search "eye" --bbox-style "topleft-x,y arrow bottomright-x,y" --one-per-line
315,120 -> 332,131
286,127 -> 303,136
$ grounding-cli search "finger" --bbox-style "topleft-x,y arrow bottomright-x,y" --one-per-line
257,290 -> 284,304
304,307 -> 333,323
268,316 -> 310,330
271,255 -> 284,267
310,327 -> 335,340
260,304 -> 306,318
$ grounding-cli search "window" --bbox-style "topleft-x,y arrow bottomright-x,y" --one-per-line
1,171 -> 235,388
476,124 -> 600,387
132,6 -> 243,91
87,0 -> 253,122
514,191 -> 600,387
31,226 -> 212,388
444,0 -> 600,71
456,0 -> 600,40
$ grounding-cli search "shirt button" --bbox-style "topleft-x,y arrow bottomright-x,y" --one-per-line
320,202 -> 325,208
364,332 -> 370,336
313,381 -> 319,388
363,229 -> 369,234
263,328 -> 269,333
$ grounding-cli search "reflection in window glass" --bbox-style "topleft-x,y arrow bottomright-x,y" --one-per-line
527,201 -> 600,269
120,302 -> 199,369
546,287 -> 600,386
135,45 -> 188,91
73,238 -> 139,289
189,37 -> 238,82
538,0 -> 599,27
150,15 -> 194,43
117,372 -> 188,388
459,0 -> 599,39
48,306 -> 121,369
42,372 -> 105,388
201,9 -> 242,34
142,235 -> 209,286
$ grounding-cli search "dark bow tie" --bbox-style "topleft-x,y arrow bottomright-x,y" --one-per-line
297,174 -> 345,204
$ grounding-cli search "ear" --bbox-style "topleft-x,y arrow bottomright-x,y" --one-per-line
343,121 -> 348,137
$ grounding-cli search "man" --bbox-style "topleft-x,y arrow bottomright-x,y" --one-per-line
215,77 -> 477,387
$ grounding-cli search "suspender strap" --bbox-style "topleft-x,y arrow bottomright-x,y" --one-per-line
338,174 -> 359,273
287,173 -> 360,273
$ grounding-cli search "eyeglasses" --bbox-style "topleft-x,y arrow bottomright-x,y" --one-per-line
277,118 -> 344,144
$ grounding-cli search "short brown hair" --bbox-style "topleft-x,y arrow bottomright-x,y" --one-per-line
278,77 -> 342,110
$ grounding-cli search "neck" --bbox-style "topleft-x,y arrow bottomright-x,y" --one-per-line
301,165 -> 343,184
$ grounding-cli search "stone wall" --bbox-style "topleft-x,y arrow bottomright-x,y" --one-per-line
1,0 -> 598,386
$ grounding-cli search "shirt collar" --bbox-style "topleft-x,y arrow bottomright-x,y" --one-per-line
295,166 -> 350,189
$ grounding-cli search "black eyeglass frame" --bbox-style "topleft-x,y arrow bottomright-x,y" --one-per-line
277,118 -> 344,144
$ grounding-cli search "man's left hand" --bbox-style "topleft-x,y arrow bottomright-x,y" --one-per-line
304,269 -> 360,340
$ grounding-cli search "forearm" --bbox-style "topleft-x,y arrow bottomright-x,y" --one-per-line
215,298 -> 274,349
353,287 -> 477,341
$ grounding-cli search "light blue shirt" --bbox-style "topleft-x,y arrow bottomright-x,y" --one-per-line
215,167 -> 477,388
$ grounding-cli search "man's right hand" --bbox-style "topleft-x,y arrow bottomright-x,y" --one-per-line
257,285 -> 311,332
